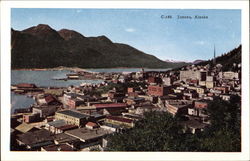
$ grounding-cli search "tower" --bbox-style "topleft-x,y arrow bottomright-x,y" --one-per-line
213,44 -> 216,65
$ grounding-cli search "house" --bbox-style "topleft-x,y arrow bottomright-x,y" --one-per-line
45,95 -> 61,105
86,122 -> 99,129
36,94 -> 61,106
220,94 -> 231,101
63,93 -> 77,104
188,100 -> 209,119
162,77 -> 173,86
55,110 -> 90,127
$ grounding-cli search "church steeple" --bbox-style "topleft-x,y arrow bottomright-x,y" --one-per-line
213,44 -> 216,65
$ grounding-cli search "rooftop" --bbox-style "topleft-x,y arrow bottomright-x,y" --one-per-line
56,110 -> 89,119
47,120 -> 66,128
17,129 -> 54,145
53,133 -> 79,144
57,124 -> 78,131
94,103 -> 127,109
65,127 -> 113,142
15,123 -> 37,133
42,143 -> 74,151
86,122 -> 99,127
106,116 -> 133,124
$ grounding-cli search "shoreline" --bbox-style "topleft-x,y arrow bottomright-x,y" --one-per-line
12,66 -> 172,72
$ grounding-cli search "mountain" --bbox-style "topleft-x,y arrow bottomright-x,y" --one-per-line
165,59 -> 191,67
165,59 -> 190,63
192,59 -> 205,64
197,45 -> 241,71
11,24 -> 187,69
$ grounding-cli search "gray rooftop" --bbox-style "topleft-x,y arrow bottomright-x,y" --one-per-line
47,120 -> 66,128
53,133 -> 79,144
65,127 -> 113,142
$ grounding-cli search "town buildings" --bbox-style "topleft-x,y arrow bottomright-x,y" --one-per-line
11,61 -> 241,151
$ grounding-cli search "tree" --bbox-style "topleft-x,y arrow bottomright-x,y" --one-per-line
201,95 -> 241,151
106,96 -> 241,152
106,111 -> 184,151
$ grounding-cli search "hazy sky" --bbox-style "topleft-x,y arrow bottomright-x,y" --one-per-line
11,9 -> 241,62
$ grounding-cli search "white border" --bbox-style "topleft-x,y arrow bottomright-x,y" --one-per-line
1,1 -> 249,161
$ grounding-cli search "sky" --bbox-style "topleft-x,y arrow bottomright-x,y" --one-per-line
11,9 -> 241,62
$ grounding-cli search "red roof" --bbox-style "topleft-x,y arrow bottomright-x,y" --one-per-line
86,122 -> 98,127
45,95 -> 56,103
94,103 -> 127,109
106,116 -> 133,124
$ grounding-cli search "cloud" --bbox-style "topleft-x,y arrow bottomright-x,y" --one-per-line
194,40 -> 205,45
125,28 -> 136,33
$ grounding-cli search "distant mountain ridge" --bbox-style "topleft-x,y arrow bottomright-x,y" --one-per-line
165,59 -> 204,65
11,24 -> 189,69
192,59 -> 205,64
